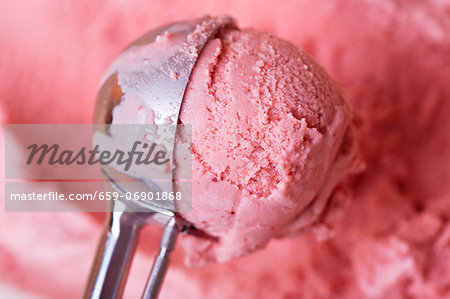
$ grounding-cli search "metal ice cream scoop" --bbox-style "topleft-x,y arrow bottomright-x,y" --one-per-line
84,16 -> 234,299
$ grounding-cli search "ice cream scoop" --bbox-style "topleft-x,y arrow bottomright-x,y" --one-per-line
85,16 -> 234,299
86,13 -> 358,299
110,20 -> 359,265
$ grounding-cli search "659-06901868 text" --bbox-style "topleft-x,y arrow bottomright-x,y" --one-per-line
9,191 -> 183,201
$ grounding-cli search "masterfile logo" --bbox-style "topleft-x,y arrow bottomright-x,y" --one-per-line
26,141 -> 170,170
4,124 -> 192,212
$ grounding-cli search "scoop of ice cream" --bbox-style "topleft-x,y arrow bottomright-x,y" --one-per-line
109,17 -> 359,265
177,27 -> 358,264
3,2 -> 450,298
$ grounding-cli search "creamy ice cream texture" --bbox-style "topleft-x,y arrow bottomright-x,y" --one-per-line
1,1 -> 450,298
109,18 -> 359,264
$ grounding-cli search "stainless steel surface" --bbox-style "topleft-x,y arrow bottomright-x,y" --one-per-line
101,167 -> 175,218
84,168 -> 174,299
85,16 -> 234,299
142,218 -> 179,299
84,203 -> 151,299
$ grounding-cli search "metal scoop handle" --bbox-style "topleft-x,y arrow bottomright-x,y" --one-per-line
84,209 -> 178,299
84,167 -> 175,299
84,207 -> 148,299
142,217 -> 178,299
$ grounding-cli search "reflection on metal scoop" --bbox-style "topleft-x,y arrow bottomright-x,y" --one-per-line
84,16 -> 234,299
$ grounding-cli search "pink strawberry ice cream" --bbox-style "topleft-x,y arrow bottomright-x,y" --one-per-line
1,1 -> 450,299
108,18 -> 359,264
177,26 -> 358,264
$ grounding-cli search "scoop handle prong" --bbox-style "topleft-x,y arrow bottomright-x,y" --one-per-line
142,217 -> 179,299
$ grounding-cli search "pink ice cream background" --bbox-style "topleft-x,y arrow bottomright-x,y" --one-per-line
1,1 -> 450,299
